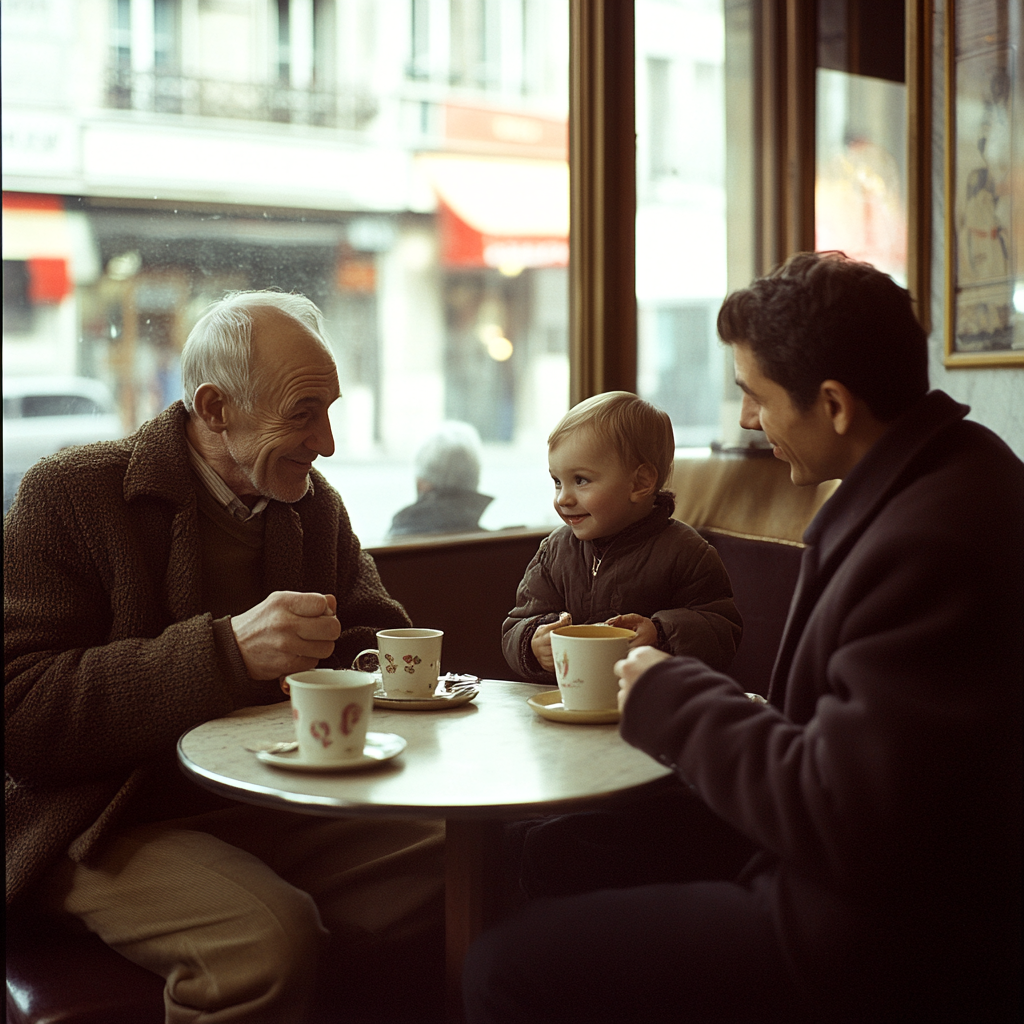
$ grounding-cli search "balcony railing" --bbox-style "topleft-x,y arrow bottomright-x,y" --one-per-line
105,67 -> 379,130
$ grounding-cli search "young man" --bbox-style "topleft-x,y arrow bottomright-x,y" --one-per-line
6,292 -> 444,1024
464,253 -> 1022,1023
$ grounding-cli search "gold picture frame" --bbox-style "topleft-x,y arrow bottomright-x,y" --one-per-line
944,0 -> 1024,366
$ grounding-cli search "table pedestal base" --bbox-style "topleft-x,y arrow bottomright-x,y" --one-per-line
445,819 -> 508,1023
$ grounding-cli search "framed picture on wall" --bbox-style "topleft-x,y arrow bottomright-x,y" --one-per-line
944,0 -> 1024,366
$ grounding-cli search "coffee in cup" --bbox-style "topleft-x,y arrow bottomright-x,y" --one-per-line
550,624 -> 635,711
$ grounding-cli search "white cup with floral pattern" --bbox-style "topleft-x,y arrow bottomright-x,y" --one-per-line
354,628 -> 443,699
286,669 -> 377,764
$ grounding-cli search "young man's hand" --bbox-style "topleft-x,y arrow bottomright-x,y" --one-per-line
606,613 -> 658,649
615,645 -> 671,711
531,612 -> 572,671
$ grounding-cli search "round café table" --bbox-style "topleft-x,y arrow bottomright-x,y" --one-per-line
177,679 -> 672,1021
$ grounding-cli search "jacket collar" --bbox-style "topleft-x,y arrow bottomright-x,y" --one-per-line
122,400 -> 317,508
578,490 -> 676,558
766,391 -> 968,705
123,401 -> 194,507
805,390 -> 969,569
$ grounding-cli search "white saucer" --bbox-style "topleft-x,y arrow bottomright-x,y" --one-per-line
527,690 -> 620,724
255,732 -> 406,771
374,687 -> 479,711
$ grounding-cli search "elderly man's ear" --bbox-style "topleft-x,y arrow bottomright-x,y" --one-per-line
192,384 -> 231,433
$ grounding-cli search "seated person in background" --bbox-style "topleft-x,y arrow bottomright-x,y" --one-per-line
502,391 -> 742,683
5,291 -> 444,1024
466,253 -> 1023,1024
387,420 -> 493,538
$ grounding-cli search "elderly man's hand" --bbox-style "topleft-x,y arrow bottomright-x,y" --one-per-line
232,591 -> 340,682
615,645 -> 671,712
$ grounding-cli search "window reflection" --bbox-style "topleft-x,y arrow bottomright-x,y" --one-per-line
814,0 -> 908,285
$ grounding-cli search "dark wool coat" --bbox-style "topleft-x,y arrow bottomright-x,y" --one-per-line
4,402 -> 410,905
621,391 -> 1023,1022
502,494 -> 742,683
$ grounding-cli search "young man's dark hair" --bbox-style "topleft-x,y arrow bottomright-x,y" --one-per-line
717,250 -> 929,421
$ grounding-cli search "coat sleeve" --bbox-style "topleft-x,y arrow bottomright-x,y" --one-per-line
651,541 -> 742,672
620,494 -> 1023,897
501,537 -> 564,683
3,463 -> 247,789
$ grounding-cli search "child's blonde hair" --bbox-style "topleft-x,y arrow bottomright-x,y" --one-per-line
548,391 -> 675,491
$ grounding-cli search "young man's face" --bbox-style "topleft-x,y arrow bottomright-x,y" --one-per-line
548,427 -> 652,541
733,343 -> 844,487
222,307 -> 340,502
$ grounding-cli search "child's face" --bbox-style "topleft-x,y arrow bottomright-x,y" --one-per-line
548,428 -> 654,541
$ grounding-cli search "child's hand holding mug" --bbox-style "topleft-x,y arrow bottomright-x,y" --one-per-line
531,612 -> 572,672
606,613 -> 657,648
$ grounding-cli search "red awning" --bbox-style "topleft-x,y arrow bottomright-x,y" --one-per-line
2,193 -> 74,303
416,155 -> 568,271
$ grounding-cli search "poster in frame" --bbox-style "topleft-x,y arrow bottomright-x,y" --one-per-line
944,0 -> 1024,366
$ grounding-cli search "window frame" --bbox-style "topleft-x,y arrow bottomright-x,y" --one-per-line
567,0 -> 932,408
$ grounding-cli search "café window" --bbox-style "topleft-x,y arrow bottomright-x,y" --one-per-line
635,0 -> 742,448
2,0 -> 569,544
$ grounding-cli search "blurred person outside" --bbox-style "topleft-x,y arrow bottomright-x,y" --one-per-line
387,420 -> 493,538
5,291 -> 445,1024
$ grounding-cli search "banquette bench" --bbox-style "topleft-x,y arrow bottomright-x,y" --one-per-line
671,452 -> 837,694
6,455 -> 835,1024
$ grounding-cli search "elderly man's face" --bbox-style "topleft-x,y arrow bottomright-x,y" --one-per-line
733,343 -> 843,487
224,307 -> 340,502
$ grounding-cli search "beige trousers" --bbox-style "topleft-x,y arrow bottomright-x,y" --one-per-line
39,806 -> 445,1024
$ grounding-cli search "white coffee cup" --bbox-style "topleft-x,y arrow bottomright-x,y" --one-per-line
550,624 -> 636,711
354,628 -> 443,699
286,669 -> 377,764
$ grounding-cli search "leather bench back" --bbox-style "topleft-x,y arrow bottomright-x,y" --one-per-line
671,454 -> 838,695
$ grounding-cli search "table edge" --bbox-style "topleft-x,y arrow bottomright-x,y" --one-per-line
176,737 -> 672,821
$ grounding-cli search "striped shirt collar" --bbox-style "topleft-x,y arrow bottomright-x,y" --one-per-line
185,439 -> 269,522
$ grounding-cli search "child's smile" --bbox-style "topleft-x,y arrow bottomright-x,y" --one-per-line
548,428 -> 655,541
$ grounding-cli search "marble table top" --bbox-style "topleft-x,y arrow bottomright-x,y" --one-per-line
177,680 -> 672,820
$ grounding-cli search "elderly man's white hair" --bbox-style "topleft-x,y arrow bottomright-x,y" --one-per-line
416,421 -> 483,492
181,291 -> 332,413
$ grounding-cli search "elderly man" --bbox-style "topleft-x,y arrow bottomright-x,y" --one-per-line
5,292 -> 444,1023
464,253 -> 1022,1023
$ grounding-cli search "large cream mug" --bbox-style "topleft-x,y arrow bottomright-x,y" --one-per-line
550,624 -> 636,711
286,669 -> 377,764
355,628 -> 443,699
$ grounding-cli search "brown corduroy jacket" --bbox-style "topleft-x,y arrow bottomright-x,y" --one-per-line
4,401 -> 409,905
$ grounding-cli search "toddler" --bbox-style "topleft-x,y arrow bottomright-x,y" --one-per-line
503,391 -> 741,682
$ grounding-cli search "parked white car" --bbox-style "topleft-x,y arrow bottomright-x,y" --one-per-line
3,376 -> 124,512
